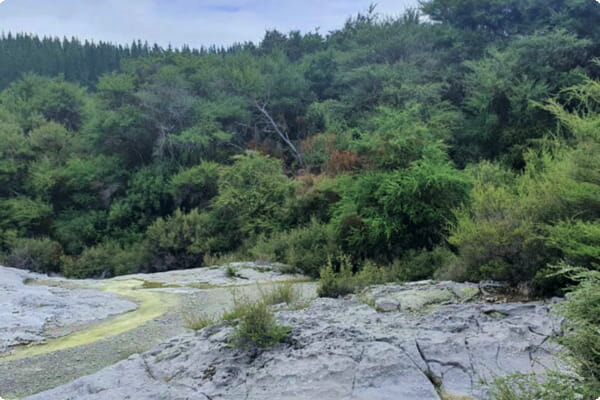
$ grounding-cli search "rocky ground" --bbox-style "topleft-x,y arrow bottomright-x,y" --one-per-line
15,279 -> 564,400
0,263 -> 315,399
0,267 -> 137,355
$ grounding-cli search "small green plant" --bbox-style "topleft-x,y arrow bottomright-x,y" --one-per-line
230,301 -> 291,349
354,260 -> 387,287
225,265 -> 241,278
139,281 -> 181,290
221,290 -> 253,322
203,252 -> 245,267
556,267 -> 600,392
317,255 -> 388,298
260,282 -> 301,306
488,373 -> 587,400
317,255 -> 357,298
488,266 -> 600,399
183,312 -> 217,331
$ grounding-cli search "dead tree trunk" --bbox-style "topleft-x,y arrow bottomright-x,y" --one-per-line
254,100 -> 304,166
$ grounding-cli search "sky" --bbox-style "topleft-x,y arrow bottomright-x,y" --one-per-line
0,0 -> 419,48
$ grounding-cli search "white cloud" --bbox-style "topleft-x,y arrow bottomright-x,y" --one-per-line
0,0 -> 419,47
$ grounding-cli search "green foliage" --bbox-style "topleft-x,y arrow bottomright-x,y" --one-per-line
260,282 -> 302,306
393,247 -> 456,282
488,268 -> 600,399
108,163 -> 174,237
250,219 -> 336,277
62,242 -> 147,279
0,108 -> 31,192
1,74 -> 86,131
230,300 -> 291,349
144,209 -> 214,271
0,34 -> 159,90
169,162 -> 220,210
212,152 -> 294,243
54,210 -> 108,254
332,148 -> 470,261
446,180 -> 543,282
0,197 -> 52,238
557,268 -> 600,391
545,221 -> 600,269
317,256 -> 356,298
1,1 -> 600,291
488,373 -> 588,400
317,255 -> 387,298
448,74 -> 600,289
353,103 -> 461,170
225,265 -> 240,278
421,0 -> 600,43
183,313 -> 217,331
4,237 -> 63,274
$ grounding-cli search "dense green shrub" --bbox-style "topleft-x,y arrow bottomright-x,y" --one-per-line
107,163 -> 174,235
392,247 -> 456,282
447,75 -> 600,289
53,210 -> 109,254
250,219 -> 336,277
446,182 -> 544,283
331,148 -> 470,261
286,174 -> 341,226
212,152 -> 294,244
143,209 -> 214,272
545,220 -> 600,270
169,162 -> 220,211
4,237 -> 63,274
62,242 -> 146,278
0,197 -> 53,238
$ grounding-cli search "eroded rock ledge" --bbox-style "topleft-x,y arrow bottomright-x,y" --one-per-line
26,281 -> 563,400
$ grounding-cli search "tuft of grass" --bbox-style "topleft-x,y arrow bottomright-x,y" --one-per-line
187,282 -> 219,290
317,255 -> 356,298
317,256 -> 387,298
182,284 -> 302,349
183,312 -> 217,331
230,300 -> 291,349
139,280 -> 182,290
440,393 -> 474,400
260,282 -> 301,306
221,289 -> 253,322
203,252 -> 246,267
488,373 -> 587,400
225,265 -> 241,279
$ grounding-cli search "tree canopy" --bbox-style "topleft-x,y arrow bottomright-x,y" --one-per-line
0,0 -> 598,295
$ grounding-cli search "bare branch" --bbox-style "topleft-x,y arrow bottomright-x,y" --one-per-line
253,100 -> 304,165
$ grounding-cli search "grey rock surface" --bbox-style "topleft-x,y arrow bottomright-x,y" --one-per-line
26,282 -> 562,400
117,261 -> 300,288
0,266 -> 137,355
